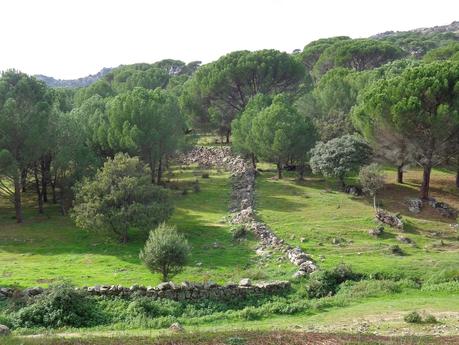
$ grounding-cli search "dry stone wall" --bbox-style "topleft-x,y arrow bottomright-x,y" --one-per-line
180,146 -> 317,277
0,280 -> 290,301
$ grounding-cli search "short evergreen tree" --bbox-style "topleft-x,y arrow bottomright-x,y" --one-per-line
140,223 -> 190,282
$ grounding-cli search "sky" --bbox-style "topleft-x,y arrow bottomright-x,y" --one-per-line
0,0 -> 458,79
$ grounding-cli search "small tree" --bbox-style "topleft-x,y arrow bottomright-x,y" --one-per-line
359,163 -> 386,210
310,135 -> 372,189
140,223 -> 190,282
72,153 -> 173,243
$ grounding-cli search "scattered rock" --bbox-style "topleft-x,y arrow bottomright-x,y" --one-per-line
376,209 -> 404,230
300,237 -> 306,243
407,198 -> 423,214
0,324 -> 10,336
396,235 -> 413,244
239,278 -> 251,287
169,322 -> 184,332
426,197 -> 458,218
368,225 -> 384,237
344,185 -> 363,196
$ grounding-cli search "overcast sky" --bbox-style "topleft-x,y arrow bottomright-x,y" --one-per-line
1,0 -> 458,79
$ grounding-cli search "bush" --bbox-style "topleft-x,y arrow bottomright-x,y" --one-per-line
336,279 -> 401,299
140,223 -> 190,282
404,311 -> 422,323
201,172 -> 210,178
307,264 -> 361,299
231,225 -> 247,240
13,283 -> 99,328
424,314 -> 438,324
389,244 -> 404,256
192,179 -> 201,193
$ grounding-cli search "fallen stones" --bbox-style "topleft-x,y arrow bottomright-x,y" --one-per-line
407,198 -> 423,214
426,197 -> 458,218
368,225 -> 384,237
169,322 -> 184,333
344,185 -> 363,196
0,324 -> 10,336
239,278 -> 251,287
396,235 -> 414,244
376,209 -> 404,230
180,146 -> 317,278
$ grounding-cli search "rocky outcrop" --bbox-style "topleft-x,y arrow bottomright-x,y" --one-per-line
0,280 -> 290,302
0,324 -> 10,336
180,146 -> 317,277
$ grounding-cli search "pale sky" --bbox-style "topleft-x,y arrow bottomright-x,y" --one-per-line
1,0 -> 458,79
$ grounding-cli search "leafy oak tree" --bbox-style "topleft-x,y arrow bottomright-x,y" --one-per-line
72,154 -> 173,243
310,135 -> 372,189
353,61 -> 459,199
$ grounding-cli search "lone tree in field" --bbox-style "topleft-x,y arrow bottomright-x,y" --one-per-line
353,61 -> 459,199
359,163 -> 386,210
140,223 -> 190,282
310,135 -> 372,189
72,153 -> 173,243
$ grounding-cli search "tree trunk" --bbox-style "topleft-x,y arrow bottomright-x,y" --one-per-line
149,157 -> 156,184
397,165 -> 404,184
277,162 -> 282,179
59,187 -> 66,216
339,176 -> 346,190
373,195 -> 377,210
298,164 -> 305,181
121,232 -> 129,244
21,168 -> 28,193
225,130 -> 230,144
13,175 -> 23,223
33,165 -> 44,214
420,165 -> 432,200
456,167 -> 459,188
51,182 -> 57,204
41,160 -> 49,203
157,158 -> 163,185
251,153 -> 257,169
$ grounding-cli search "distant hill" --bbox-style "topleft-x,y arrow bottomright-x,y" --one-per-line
35,67 -> 113,88
371,21 -> 459,39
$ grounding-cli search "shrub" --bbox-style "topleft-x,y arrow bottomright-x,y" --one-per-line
231,225 -> 247,240
192,179 -> 201,193
240,306 -> 263,320
336,279 -> 401,299
404,311 -> 422,323
13,283 -> 98,328
201,172 -> 210,178
307,264 -> 361,298
424,314 -> 438,324
389,244 -> 404,256
140,223 -> 190,282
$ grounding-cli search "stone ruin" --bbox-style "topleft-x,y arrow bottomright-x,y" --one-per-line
179,146 -> 317,278
0,280 -> 290,302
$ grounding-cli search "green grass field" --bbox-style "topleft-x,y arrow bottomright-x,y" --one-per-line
256,166 -> 459,279
0,167 -> 289,288
1,163 -> 459,340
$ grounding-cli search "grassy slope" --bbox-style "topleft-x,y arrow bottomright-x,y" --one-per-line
256,166 -> 459,279
0,167 -> 288,288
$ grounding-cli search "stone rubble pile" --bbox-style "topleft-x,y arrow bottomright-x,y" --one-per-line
180,146 -> 317,277
406,197 -> 458,218
0,280 -> 290,302
376,209 -> 404,230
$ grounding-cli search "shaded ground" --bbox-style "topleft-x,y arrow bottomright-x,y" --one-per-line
4,331 -> 459,345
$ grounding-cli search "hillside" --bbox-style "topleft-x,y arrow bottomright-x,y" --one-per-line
34,67 -> 113,88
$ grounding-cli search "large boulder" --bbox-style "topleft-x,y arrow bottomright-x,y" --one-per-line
0,324 -> 10,336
